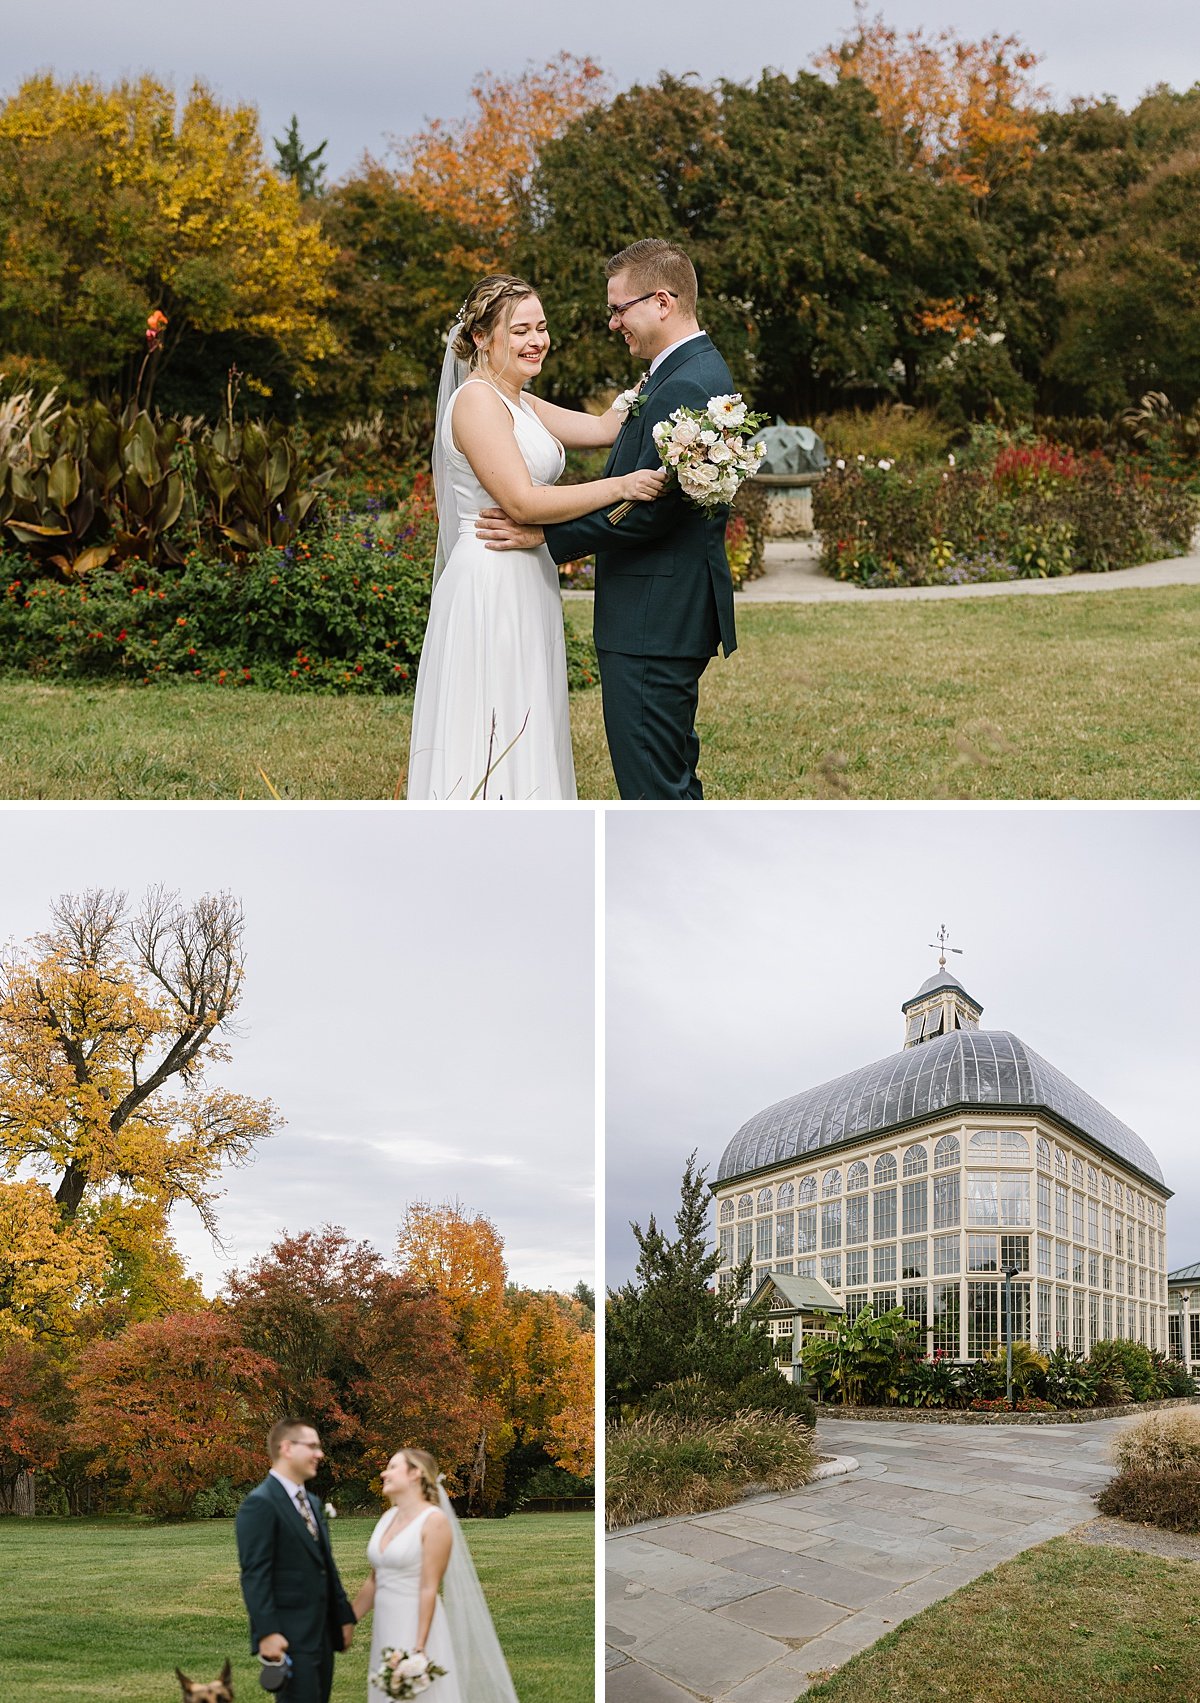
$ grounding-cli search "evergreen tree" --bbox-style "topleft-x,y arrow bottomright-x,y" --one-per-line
274,114 -> 328,199
606,1152 -> 773,1411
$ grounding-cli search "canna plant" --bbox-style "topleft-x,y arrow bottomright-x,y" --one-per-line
193,416 -> 329,556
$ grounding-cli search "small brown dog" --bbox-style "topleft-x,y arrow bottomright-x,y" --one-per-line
175,1660 -> 234,1702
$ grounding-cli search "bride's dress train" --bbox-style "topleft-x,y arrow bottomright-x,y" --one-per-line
406,383 -> 577,800
366,1506 -> 460,1703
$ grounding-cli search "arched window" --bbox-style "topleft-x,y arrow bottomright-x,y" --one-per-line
874,1153 -> 897,1184
719,1199 -> 734,1223
777,1181 -> 795,1209
757,1187 -> 773,1213
1101,1175 -> 1111,1202
737,1193 -> 753,1219
1071,1157 -> 1084,1184
797,1175 -> 817,1204
934,1134 -> 960,1169
846,1161 -> 869,1192
1036,1137 -> 1051,1170
1055,1148 -> 1067,1180
970,1130 -> 1029,1163
1114,1180 -> 1124,1209
822,1168 -> 841,1197
1087,1166 -> 1098,1195
902,1144 -> 928,1176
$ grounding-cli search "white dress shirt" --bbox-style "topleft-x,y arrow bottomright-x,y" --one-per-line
269,1468 -> 318,1531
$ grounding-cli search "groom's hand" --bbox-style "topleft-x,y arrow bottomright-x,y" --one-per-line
477,507 -> 544,550
259,1634 -> 289,1661
341,1623 -> 355,1650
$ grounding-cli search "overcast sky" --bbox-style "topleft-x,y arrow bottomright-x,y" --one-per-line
6,2 -> 1199,181
606,807 -> 1200,1288
0,807 -> 595,1296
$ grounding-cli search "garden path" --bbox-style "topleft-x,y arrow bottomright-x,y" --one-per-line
606,1414 -> 1143,1703
736,539 -> 1200,602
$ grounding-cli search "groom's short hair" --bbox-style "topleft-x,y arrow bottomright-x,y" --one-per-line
607,240 -> 697,318
267,1418 -> 312,1460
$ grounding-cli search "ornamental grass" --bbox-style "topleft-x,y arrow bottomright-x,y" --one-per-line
604,1409 -> 817,1529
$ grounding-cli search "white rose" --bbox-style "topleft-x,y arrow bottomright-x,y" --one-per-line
707,394 -> 747,427
698,429 -> 719,446
410,1677 -> 432,1693
612,386 -> 641,420
688,461 -> 719,484
708,440 -> 734,464
671,418 -> 702,446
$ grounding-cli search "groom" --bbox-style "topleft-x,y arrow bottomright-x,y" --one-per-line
235,1419 -> 356,1703
477,238 -> 737,800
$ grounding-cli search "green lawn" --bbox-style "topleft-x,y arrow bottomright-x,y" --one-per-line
806,1535 -> 1200,1703
2,1512 -> 592,1702
0,587 -> 1197,798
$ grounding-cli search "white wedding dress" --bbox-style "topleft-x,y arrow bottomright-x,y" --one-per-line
406,382 -> 577,800
367,1506 -> 461,1703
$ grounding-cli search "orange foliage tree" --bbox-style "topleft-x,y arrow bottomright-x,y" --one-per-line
70,1309 -> 276,1516
394,53 -> 607,268
816,4 -> 1045,201
225,1226 -> 477,1502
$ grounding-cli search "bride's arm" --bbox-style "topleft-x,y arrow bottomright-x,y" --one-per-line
415,1511 -> 454,1652
351,1571 -> 376,1622
453,384 -> 664,525
527,394 -> 622,449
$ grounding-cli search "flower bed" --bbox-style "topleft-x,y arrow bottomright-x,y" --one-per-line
0,485 -> 598,693
814,1396 -> 1200,1426
813,441 -> 1197,588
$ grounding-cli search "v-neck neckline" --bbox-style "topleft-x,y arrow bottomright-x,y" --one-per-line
379,1503 -> 431,1556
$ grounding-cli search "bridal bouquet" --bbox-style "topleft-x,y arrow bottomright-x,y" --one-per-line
370,1648 -> 447,1699
608,393 -> 767,523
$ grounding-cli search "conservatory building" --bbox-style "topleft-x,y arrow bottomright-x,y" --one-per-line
713,967 -> 1171,1362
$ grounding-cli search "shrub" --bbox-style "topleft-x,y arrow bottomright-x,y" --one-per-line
643,1372 -> 815,1429
812,405 -> 955,467
605,1409 -> 816,1528
1088,1339 -> 1159,1404
1112,1409 -> 1200,1475
1044,1346 -> 1098,1410
1152,1353 -> 1197,1399
983,1340 -> 1049,1401
1096,1464 -> 1200,1532
192,1477 -> 243,1518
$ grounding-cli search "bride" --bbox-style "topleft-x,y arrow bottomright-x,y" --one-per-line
353,1446 -> 519,1703
405,274 -> 665,800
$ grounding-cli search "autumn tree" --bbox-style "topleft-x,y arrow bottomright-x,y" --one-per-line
0,75 -> 337,413
70,1309 -> 276,1517
0,1181 -> 107,1344
0,887 -> 280,1327
504,1288 -> 594,1481
395,1201 -> 513,1508
395,53 -> 607,270
816,5 -> 1046,203
0,1336 -> 73,1512
225,1227 -> 476,1503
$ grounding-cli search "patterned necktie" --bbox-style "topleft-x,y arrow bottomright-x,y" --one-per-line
294,1485 -> 320,1541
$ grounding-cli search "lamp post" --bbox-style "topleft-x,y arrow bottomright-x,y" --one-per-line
1003,1263 -> 1020,1407
1183,1290 -> 1192,1373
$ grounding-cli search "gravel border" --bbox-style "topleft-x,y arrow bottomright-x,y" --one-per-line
813,1395 -> 1200,1426
1072,1515 -> 1200,1563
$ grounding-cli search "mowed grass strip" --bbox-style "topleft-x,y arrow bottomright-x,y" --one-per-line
805,1534 -> 1200,1703
2,1512 -> 592,1703
0,587 -> 1197,799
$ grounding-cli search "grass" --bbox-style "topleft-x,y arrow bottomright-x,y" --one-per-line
0,587 -> 1197,798
2,1511 -> 592,1702
605,1411 -> 816,1529
805,1535 -> 1200,1703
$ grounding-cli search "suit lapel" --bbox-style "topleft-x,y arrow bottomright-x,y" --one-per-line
267,1474 -> 326,1566
605,335 -> 716,474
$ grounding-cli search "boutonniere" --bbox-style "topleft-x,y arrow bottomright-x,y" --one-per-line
612,376 -> 647,421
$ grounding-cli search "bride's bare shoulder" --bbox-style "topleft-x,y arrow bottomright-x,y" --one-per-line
452,381 -> 513,423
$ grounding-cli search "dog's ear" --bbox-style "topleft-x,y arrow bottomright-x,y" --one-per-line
175,1672 -> 192,1696
220,1659 -> 233,1684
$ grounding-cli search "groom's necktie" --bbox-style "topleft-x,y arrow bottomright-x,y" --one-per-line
294,1485 -> 320,1541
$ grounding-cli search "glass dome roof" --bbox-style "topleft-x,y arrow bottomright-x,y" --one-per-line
718,1028 -> 1164,1187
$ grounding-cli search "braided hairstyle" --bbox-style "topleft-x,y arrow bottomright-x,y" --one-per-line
401,1446 -> 441,1504
451,275 -> 539,369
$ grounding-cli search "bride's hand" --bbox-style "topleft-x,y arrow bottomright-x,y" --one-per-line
617,467 -> 668,503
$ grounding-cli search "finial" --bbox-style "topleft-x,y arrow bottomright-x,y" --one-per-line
928,924 -> 963,971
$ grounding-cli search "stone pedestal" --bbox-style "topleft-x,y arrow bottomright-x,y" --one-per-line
755,471 -> 824,539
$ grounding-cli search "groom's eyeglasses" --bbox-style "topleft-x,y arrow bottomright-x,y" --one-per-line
607,290 -> 678,323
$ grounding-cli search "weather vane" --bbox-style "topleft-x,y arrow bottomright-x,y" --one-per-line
928,924 -> 963,970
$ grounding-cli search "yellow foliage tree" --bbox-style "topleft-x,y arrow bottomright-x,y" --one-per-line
394,53 -> 607,269
816,5 -> 1045,201
0,75 -> 337,398
0,1180 -> 107,1344
0,887 -> 280,1334
506,1288 -> 595,1479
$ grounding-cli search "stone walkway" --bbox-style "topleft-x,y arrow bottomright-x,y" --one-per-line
605,1415 -> 1145,1703
735,538 -> 1200,603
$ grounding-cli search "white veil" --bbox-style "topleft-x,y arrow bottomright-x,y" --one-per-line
438,1481 -> 521,1703
432,321 -> 468,589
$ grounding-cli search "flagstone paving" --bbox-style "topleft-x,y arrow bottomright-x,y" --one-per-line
605,1415 -> 1145,1701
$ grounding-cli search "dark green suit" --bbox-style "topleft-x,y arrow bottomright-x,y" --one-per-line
543,333 -> 737,799
235,1474 -> 355,1703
